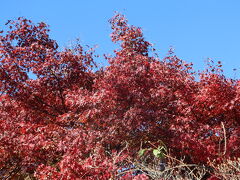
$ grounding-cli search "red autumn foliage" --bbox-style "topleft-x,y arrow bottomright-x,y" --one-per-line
0,14 -> 239,179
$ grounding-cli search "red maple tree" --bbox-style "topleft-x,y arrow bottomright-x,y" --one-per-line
0,14 -> 239,179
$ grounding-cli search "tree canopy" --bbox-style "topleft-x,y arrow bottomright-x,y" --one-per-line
0,14 -> 239,179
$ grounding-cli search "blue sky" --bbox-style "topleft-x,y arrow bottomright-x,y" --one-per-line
1,0 -> 240,78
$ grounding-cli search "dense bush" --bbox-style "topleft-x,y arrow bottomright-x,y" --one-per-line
0,14 -> 239,179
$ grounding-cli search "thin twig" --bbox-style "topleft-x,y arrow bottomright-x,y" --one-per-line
221,122 -> 227,155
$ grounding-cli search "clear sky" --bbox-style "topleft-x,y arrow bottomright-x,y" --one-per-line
1,0 -> 240,78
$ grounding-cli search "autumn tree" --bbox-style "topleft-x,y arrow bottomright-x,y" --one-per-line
0,15 -> 239,179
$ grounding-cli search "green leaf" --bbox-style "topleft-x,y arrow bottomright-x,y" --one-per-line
153,148 -> 165,158
138,149 -> 146,157
153,149 -> 161,157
